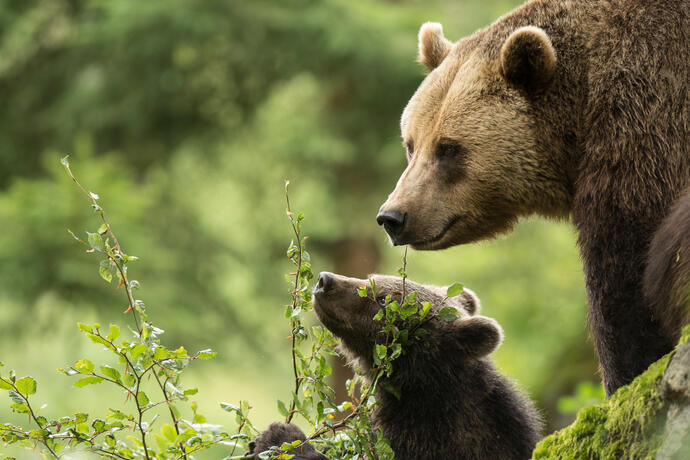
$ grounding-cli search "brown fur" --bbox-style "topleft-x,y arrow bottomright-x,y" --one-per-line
501,26 -> 556,90
378,0 -> 690,394
418,22 -> 453,71
644,190 -> 690,341
252,274 -> 542,460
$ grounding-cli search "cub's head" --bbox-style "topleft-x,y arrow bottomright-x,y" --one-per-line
312,272 -> 502,376
377,22 -> 571,249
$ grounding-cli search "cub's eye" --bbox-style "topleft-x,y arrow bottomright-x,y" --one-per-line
376,295 -> 389,306
435,142 -> 467,160
405,141 -> 414,161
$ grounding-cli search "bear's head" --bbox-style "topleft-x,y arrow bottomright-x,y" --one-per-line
312,271 -> 503,379
377,22 -> 572,249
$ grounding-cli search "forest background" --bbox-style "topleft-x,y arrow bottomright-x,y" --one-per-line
0,0 -> 599,457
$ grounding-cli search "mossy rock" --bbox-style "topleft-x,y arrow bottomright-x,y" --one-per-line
532,325 -> 690,459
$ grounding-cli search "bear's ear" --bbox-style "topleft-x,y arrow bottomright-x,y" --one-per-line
451,316 -> 503,358
500,26 -> 556,91
418,22 -> 452,71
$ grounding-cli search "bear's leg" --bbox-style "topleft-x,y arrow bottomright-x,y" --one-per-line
577,211 -> 676,395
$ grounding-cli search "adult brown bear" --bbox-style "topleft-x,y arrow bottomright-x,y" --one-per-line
376,0 -> 690,395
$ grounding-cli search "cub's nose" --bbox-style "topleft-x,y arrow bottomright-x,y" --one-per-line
376,209 -> 407,243
315,271 -> 334,293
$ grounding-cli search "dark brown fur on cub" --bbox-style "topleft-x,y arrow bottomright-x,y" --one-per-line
251,273 -> 542,460
378,0 -> 690,395
644,190 -> 690,341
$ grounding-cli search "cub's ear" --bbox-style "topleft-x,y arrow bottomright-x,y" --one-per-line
418,22 -> 452,71
451,316 -> 503,358
446,287 -> 481,316
500,26 -> 556,91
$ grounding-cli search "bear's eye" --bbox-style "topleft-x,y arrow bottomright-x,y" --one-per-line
404,140 -> 414,161
376,295 -> 389,306
435,141 -> 467,160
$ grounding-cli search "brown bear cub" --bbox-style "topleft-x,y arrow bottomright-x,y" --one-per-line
377,0 -> 690,395
249,273 -> 542,460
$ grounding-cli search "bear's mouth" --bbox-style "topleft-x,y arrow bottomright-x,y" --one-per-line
408,214 -> 463,249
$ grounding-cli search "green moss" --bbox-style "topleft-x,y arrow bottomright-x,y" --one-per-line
679,323 -> 690,346
533,352 -> 673,459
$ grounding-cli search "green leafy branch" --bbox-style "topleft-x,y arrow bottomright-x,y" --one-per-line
0,158 -> 231,459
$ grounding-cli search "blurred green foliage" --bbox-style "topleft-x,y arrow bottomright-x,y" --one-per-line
0,0 -> 597,454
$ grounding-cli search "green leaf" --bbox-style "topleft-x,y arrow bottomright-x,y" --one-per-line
420,301 -> 431,320
183,388 -> 198,396
357,285 -> 368,297
281,440 -> 301,451
374,344 -> 387,365
10,403 -> 29,414
220,402 -> 240,413
277,400 -> 289,417
87,333 -> 114,350
153,346 -> 169,361
8,391 -> 23,404
130,343 -> 147,360
154,433 -> 169,451
197,349 -> 216,360
15,377 -> 36,396
99,365 -> 121,383
122,374 -> 136,388
77,323 -> 93,334
375,433 -> 395,458
446,282 -> 464,298
161,424 -> 177,442
137,391 -> 150,407
74,359 -> 95,373
438,306 -> 460,322
373,309 -> 384,321
0,378 -> 13,390
87,232 -> 104,251
106,324 -> 120,341
99,260 -> 113,283
92,419 -> 106,432
174,428 -> 195,445
73,376 -> 103,387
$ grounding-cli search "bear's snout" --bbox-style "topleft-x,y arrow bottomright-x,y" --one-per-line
314,271 -> 335,295
376,209 -> 407,245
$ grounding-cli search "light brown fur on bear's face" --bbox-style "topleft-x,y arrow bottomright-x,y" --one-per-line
379,24 -> 572,249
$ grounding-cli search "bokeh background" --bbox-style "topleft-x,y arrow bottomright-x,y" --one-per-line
0,0 -> 601,457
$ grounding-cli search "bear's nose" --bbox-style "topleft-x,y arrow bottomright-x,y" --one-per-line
376,209 -> 407,243
315,272 -> 334,293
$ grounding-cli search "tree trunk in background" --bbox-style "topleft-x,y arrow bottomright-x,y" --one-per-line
325,237 -> 381,413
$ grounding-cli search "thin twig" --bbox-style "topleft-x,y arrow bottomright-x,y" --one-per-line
62,160 -> 141,333
151,369 -> 188,459
401,246 -> 408,300
285,182 -> 303,424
